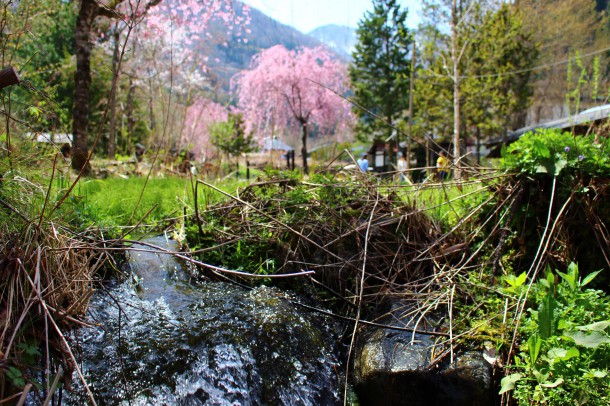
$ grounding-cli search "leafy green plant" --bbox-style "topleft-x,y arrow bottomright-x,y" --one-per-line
500,129 -> 610,178
5,366 -> 26,388
210,112 -> 256,171
503,271 -> 527,296
493,128 -> 610,283
501,263 -> 610,405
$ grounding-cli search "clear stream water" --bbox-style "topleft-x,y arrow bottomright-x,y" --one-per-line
66,236 -> 343,405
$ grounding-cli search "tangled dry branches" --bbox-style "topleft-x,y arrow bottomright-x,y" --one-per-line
191,172 -> 473,322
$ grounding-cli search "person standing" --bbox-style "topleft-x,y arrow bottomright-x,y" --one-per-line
357,154 -> 369,172
436,151 -> 449,180
397,153 -> 407,183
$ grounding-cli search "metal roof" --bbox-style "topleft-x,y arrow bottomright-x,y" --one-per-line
513,104 -> 610,137
261,136 -> 294,151
488,104 -> 610,147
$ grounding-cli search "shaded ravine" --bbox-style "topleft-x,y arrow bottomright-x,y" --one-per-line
66,236 -> 343,405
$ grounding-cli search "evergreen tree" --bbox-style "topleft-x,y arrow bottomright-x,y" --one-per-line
210,112 -> 255,172
349,0 -> 413,160
462,3 -> 538,150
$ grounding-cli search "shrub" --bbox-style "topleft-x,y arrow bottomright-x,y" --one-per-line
500,129 -> 610,178
488,129 -> 610,283
500,263 -> 610,405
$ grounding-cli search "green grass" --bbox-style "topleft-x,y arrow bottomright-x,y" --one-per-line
391,179 -> 494,227
61,176 -> 250,230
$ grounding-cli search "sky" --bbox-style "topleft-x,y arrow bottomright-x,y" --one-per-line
241,0 -> 422,34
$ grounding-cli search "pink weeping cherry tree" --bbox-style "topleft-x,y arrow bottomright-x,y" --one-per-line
182,98 -> 228,160
234,45 -> 353,174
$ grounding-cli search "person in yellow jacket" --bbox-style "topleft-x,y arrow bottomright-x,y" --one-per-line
436,151 -> 449,180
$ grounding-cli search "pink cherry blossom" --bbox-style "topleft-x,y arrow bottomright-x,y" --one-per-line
234,45 -> 354,173
182,98 -> 228,159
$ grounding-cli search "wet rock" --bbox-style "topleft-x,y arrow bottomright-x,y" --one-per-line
353,309 -> 493,406
65,236 -> 342,405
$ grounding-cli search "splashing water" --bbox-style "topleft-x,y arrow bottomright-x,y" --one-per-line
66,236 -> 342,405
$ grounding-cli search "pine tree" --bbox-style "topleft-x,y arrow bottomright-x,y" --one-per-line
349,0 -> 413,164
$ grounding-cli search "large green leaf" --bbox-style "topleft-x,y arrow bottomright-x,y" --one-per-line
583,369 -> 607,379
499,373 -> 522,395
557,270 -> 576,291
552,158 -> 567,176
564,330 -> 610,349
540,378 -> 564,388
581,270 -> 602,287
528,333 -> 542,364
538,293 -> 558,339
577,321 -> 610,332
546,346 -> 579,363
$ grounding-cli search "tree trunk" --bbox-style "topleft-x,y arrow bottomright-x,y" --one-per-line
148,75 -> 156,132
72,0 -> 97,175
426,137 -> 431,177
476,126 -> 481,166
407,41 -> 416,177
107,25 -> 120,160
386,113 -> 393,172
451,0 -> 461,180
126,76 -> 136,151
301,121 -> 309,174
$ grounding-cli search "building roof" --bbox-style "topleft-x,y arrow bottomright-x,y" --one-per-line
261,136 -> 294,151
488,104 -> 610,147
32,132 -> 73,144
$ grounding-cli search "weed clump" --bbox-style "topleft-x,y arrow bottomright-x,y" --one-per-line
0,171 -> 110,403
477,129 -> 610,286
500,264 -> 610,405
186,171 -> 465,316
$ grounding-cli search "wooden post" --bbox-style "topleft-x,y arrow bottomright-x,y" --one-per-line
407,41 -> 416,179
451,0 -> 462,180
0,67 -> 20,90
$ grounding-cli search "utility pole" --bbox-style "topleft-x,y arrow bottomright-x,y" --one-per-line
451,0 -> 462,180
407,41 -> 416,178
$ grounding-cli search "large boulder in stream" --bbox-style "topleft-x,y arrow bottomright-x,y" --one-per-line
353,310 -> 494,406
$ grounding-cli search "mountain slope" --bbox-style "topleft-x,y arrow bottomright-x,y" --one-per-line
202,3 -> 323,95
308,24 -> 356,61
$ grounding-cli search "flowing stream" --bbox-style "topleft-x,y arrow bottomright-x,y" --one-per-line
66,236 -> 343,405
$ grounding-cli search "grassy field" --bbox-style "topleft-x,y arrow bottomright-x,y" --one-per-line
62,176 -> 251,230
381,176 -> 496,227
60,169 -> 494,232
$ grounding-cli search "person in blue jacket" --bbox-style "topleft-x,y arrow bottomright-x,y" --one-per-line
357,154 -> 369,172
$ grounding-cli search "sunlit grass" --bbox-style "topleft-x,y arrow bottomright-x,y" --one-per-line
393,178 -> 494,227
62,176 -> 250,229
